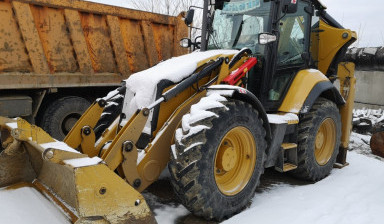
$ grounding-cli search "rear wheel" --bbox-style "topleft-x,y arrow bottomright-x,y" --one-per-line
169,97 -> 266,221
290,98 -> 341,181
39,96 -> 91,140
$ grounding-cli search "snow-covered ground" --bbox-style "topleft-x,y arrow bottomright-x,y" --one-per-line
0,132 -> 383,224
222,151 -> 384,224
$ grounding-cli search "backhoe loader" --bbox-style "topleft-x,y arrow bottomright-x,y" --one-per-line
0,0 -> 356,223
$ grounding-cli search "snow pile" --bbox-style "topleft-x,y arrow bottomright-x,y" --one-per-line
0,187 -> 70,224
5,122 -> 18,129
223,151 -> 384,224
121,50 -> 238,134
64,157 -> 102,168
353,108 -> 384,126
40,141 -> 79,154
267,113 -> 299,124
175,92 -> 228,141
353,108 -> 384,134
173,92 -> 228,158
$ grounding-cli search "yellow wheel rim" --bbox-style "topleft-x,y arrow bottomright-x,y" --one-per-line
315,118 -> 336,166
214,126 -> 256,196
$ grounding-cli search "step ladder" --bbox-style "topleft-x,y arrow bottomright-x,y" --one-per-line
275,143 -> 298,172
266,113 -> 299,172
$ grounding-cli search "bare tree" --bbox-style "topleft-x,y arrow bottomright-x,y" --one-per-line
130,0 -> 199,16
130,0 -> 202,39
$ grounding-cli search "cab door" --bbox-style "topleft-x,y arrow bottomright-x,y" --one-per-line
265,0 -> 312,110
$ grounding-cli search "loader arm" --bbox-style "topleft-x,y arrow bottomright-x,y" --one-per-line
0,50 -> 253,223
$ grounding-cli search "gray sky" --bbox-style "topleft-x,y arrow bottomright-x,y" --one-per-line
89,0 -> 382,47
322,0 -> 383,47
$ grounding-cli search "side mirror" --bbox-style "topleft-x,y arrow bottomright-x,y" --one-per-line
282,0 -> 298,14
259,33 -> 277,45
185,9 -> 195,26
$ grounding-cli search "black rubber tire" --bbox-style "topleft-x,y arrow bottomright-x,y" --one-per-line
93,94 -> 124,139
39,96 -> 91,140
168,99 -> 267,221
290,98 -> 341,182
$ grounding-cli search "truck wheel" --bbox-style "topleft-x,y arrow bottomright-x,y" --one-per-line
39,96 -> 91,140
290,98 -> 341,181
169,96 -> 266,221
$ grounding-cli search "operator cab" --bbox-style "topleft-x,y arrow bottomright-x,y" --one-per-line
205,0 -> 319,111
183,0 -> 333,112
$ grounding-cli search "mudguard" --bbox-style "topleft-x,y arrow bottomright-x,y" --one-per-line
207,85 -> 272,143
279,69 -> 344,114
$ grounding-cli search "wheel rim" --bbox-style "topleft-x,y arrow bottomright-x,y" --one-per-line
61,113 -> 81,136
314,118 -> 336,166
214,126 -> 256,196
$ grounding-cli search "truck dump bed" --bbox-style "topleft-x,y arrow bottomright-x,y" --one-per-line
0,0 -> 187,89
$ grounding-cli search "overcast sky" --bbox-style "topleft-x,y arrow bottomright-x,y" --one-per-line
321,0 -> 382,47
89,0 -> 382,47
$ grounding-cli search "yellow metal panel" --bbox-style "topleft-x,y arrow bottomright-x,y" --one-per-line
64,102 -> 104,150
152,23 -> 175,62
0,72 -> 124,89
338,62 -> 356,149
75,165 -> 155,223
141,20 -> 159,67
0,1 -> 32,73
30,5 -> 77,73
318,20 -> 357,74
120,19 -> 150,72
80,13 -> 117,73
64,9 -> 94,74
12,1 -> 50,74
279,69 -> 329,113
137,91 -> 207,192
106,15 -> 132,77
16,0 -> 178,25
102,110 -> 148,173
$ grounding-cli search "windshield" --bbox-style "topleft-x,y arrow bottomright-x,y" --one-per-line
208,0 -> 272,54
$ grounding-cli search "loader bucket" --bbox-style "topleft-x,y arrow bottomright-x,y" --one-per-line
0,117 -> 156,224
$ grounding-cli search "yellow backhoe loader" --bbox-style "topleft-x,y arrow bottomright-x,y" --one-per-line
0,0 -> 356,223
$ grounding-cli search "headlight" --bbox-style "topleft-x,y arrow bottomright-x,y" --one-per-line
180,38 -> 192,48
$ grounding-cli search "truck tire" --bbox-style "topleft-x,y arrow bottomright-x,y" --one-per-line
169,96 -> 266,221
39,96 -> 91,140
290,98 -> 341,181
94,94 -> 124,139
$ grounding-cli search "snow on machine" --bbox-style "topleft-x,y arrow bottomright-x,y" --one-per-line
0,0 -> 357,223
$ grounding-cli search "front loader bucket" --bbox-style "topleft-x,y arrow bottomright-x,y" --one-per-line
0,117 -> 156,224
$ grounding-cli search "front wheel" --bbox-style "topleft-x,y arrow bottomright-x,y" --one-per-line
168,96 -> 266,221
290,98 -> 341,181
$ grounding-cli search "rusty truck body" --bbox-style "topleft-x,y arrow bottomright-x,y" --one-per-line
0,0 -> 187,139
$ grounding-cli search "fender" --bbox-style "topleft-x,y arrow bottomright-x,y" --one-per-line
301,81 -> 345,113
279,69 -> 344,114
207,85 -> 272,143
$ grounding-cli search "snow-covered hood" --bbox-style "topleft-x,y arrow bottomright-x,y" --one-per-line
121,50 -> 239,133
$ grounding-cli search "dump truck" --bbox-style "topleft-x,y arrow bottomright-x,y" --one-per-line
0,0 -> 187,140
0,0 -> 357,223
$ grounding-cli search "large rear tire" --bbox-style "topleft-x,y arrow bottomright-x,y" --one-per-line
169,97 -> 266,221
39,96 -> 91,140
290,98 -> 341,181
